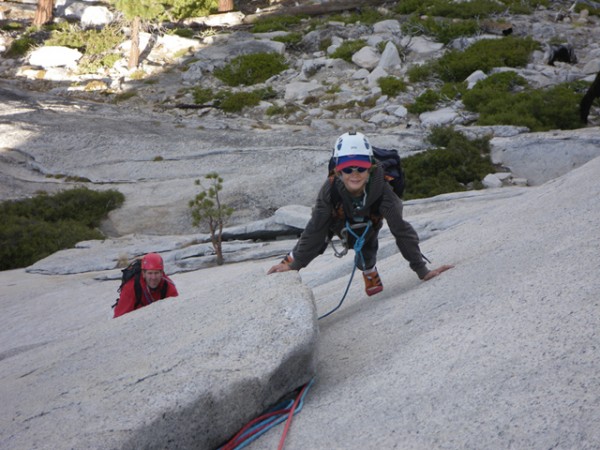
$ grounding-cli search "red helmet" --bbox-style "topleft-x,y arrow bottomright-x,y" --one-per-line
141,253 -> 164,271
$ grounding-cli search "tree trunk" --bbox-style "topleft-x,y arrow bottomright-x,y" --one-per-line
33,0 -> 54,27
218,0 -> 234,13
128,16 -> 141,70
215,220 -> 224,265
215,243 -> 224,265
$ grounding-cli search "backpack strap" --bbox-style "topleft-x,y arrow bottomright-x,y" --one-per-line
133,273 -> 143,309
368,196 -> 384,226
160,279 -> 169,299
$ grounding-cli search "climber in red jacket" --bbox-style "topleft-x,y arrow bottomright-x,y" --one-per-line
113,252 -> 179,318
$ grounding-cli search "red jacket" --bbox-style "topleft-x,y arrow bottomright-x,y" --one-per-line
113,274 -> 178,318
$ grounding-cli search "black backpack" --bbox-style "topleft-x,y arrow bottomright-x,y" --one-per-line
328,146 -> 405,198
112,259 -> 168,309
372,146 -> 405,198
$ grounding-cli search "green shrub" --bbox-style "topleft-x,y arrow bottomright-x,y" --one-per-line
217,91 -> 261,112
79,53 -> 121,73
402,16 -> 480,44
0,188 -> 124,270
1,217 -> 105,270
412,40 -> 530,82
478,84 -> 584,131
574,2 -> 600,16
172,27 -> 195,38
330,39 -> 367,62
395,0 -> 547,17
265,104 -> 299,117
407,62 -> 436,82
47,24 -> 123,55
407,89 -> 441,114
253,86 -> 278,100
439,81 -> 467,100
266,105 -> 284,116
194,85 -> 276,111
272,32 -> 303,50
376,41 -> 388,54
319,37 -> 332,52
329,7 -> 388,24
2,22 -> 25,31
377,76 -> 407,97
1,187 -> 124,226
164,0 -> 218,20
251,14 -> 306,33
45,24 -> 124,73
462,71 -> 527,110
214,52 -> 288,86
418,36 -> 540,82
463,72 -> 585,131
394,0 -> 492,17
402,126 -> 494,199
503,0 -> 549,15
430,0 -> 505,17
4,35 -> 36,58
45,23 -> 84,48
193,87 -> 214,104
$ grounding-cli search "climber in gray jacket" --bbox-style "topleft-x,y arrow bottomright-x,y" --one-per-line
268,131 -> 453,296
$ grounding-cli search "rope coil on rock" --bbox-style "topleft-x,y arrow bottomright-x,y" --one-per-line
219,378 -> 314,450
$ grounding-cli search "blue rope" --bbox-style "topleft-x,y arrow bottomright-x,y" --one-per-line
318,221 -> 371,320
220,378 -> 315,450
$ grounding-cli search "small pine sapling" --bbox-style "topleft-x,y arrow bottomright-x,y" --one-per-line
189,172 -> 234,266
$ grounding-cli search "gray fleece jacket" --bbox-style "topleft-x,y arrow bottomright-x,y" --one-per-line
288,165 -> 430,279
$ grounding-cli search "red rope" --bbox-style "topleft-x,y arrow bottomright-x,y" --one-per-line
220,381 -> 311,450
221,408 -> 291,450
277,382 -> 310,450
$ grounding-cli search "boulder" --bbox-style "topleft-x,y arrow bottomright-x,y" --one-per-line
0,270 -> 318,449
28,46 -> 82,69
491,128 -> 600,185
351,46 -> 380,70
377,41 -> 402,70
80,5 -> 114,28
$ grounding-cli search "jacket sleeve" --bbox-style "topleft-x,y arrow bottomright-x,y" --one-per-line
113,279 -> 136,318
379,185 -> 430,279
289,180 -> 334,270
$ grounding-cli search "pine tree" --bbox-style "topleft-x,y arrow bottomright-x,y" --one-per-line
189,173 -> 234,266
111,0 -> 218,69
111,0 -> 165,69
113,0 -> 165,69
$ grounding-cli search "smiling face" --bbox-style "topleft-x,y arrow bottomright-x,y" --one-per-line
142,269 -> 163,289
339,167 -> 370,196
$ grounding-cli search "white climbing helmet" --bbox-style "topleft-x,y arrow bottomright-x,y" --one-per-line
333,131 -> 373,171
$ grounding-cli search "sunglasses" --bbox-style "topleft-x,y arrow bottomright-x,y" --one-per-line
340,166 -> 368,174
